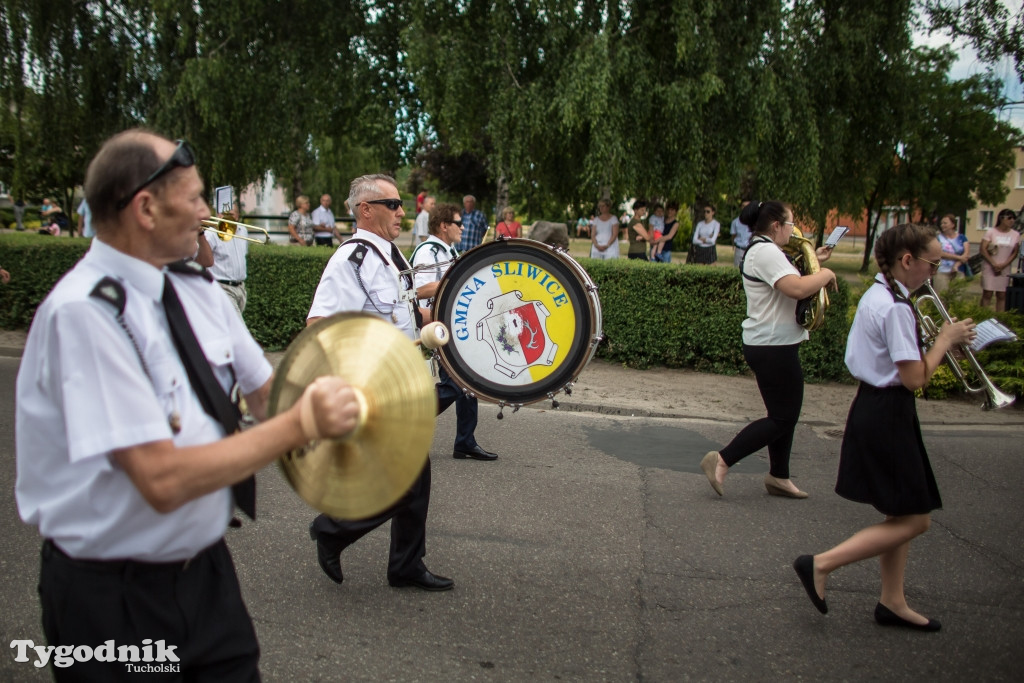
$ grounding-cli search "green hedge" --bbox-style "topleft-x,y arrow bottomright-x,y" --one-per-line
581,258 -> 851,380
1,234 -> 850,380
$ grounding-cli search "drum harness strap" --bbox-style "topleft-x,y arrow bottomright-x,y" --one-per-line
410,239 -> 456,303
346,238 -> 422,328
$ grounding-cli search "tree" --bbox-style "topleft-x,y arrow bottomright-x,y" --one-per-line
895,47 -> 1021,220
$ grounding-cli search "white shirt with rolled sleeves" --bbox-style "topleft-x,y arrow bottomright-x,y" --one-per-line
204,225 -> 249,282
411,235 -> 456,308
740,240 -> 808,346
308,230 -> 416,340
844,275 -> 921,388
15,238 -> 272,562
311,205 -> 336,238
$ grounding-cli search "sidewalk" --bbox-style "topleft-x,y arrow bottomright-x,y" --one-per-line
3,327 -> 1019,428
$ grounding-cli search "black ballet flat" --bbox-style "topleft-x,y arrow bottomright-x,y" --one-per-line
793,555 -> 828,614
874,603 -> 941,632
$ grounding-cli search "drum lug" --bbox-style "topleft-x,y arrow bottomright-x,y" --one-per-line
496,401 -> 506,420
564,382 -> 574,396
547,392 -> 559,409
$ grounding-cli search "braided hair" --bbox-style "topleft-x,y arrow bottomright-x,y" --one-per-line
873,223 -> 938,302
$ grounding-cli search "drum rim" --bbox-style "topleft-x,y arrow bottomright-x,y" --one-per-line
434,240 -> 599,404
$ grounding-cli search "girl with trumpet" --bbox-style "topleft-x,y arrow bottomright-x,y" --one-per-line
701,201 -> 836,498
793,223 -> 975,631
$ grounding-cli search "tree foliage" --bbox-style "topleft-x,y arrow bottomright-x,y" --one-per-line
0,0 -> 1020,241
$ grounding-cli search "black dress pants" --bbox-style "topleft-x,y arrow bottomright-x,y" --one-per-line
38,538 -> 260,682
310,459 -> 431,580
720,343 -> 803,479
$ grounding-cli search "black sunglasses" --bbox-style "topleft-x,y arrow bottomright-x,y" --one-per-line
364,198 -> 403,211
450,219 -> 463,226
116,140 -> 196,210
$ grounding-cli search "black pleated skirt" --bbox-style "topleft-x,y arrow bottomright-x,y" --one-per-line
688,245 -> 717,264
835,383 -> 942,516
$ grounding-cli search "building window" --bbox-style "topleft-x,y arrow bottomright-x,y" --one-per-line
979,210 -> 994,229
1017,168 -> 1024,188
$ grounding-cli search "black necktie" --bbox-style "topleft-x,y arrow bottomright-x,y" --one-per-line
162,275 -> 256,519
391,243 -> 413,289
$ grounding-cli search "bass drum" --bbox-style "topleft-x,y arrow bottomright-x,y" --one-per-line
433,238 -> 602,409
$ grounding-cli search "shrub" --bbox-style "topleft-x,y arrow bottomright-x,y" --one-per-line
581,258 -> 851,380
2,234 -> 851,381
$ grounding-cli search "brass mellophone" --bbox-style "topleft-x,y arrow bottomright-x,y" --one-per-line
201,216 -> 271,244
914,280 -> 1015,410
783,226 -> 829,331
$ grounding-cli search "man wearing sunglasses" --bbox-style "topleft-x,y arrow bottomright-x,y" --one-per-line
15,129 -> 361,679
306,174 -> 455,592
412,203 -> 499,463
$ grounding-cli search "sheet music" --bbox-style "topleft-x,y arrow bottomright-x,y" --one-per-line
970,318 -> 1018,353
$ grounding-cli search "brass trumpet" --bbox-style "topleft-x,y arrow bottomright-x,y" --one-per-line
201,216 -> 271,244
914,280 -> 1015,410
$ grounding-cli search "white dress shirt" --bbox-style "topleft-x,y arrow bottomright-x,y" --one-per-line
740,240 -> 808,346
845,275 -> 921,387
204,226 -> 249,282
413,210 -> 431,244
411,235 -> 458,307
308,230 -> 416,339
15,238 -> 272,561
311,205 -> 336,237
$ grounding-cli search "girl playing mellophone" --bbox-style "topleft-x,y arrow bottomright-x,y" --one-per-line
700,200 -> 836,498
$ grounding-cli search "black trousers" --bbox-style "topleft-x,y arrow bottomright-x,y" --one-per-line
435,367 -> 480,452
720,343 -> 803,479
38,538 -> 259,682
310,459 -> 431,580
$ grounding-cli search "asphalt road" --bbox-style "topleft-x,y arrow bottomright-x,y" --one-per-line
1,354 -> 1022,681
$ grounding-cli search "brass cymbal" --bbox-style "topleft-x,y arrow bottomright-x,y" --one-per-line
268,313 -> 437,520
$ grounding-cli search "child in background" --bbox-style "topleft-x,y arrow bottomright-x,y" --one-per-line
648,203 -> 665,261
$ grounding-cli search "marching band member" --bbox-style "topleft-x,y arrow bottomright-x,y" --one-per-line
306,174 -> 454,592
15,129 -> 359,679
411,202 -> 499,462
700,200 -> 835,498
794,223 -> 975,631
196,205 -> 249,317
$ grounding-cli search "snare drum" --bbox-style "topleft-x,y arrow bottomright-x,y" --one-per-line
432,238 -> 602,410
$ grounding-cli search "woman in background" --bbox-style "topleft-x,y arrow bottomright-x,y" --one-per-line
288,195 -> 314,246
689,204 -> 720,264
496,207 -> 522,238
935,214 -> 970,290
979,208 -> 1021,311
590,200 -> 620,260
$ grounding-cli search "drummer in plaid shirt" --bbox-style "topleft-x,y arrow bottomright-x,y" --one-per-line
458,194 -> 489,251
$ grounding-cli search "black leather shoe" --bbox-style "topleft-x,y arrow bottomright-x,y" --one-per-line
309,522 -> 343,584
793,555 -> 828,614
453,445 -> 498,461
388,570 -> 454,591
874,603 -> 941,631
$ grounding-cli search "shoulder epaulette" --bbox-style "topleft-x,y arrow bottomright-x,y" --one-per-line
166,258 -> 214,282
89,276 -> 126,315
